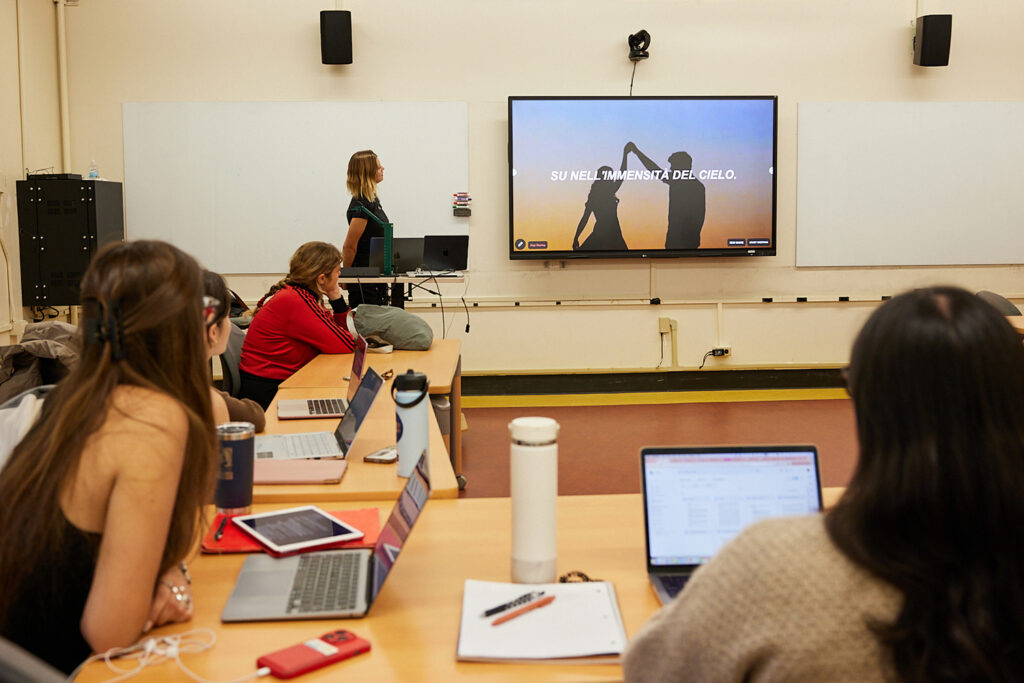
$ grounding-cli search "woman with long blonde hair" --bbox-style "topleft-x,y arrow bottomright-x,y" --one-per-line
238,241 -> 356,408
342,149 -> 389,307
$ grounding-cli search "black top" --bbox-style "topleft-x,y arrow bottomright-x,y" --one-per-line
346,196 -> 389,268
3,515 -> 101,673
345,196 -> 390,307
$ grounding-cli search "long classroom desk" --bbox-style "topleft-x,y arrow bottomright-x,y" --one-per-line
78,487 -> 845,682
254,384 -> 459,503
280,339 -> 463,483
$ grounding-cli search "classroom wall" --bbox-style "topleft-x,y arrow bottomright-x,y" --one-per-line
7,0 -> 1024,371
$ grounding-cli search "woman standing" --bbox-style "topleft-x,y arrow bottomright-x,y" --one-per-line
238,241 -> 355,409
0,241 -> 218,673
342,149 -> 389,307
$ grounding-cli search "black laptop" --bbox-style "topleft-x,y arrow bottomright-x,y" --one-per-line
369,237 -> 424,274
641,445 -> 823,604
419,235 -> 468,273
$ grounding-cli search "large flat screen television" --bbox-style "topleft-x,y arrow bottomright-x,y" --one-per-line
508,96 -> 777,260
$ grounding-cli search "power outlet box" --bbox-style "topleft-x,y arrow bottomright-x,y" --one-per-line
658,317 -> 673,334
711,346 -> 731,357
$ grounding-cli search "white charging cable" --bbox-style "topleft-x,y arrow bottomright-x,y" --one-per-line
68,629 -> 271,683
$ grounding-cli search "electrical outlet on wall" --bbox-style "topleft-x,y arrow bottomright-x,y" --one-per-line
711,346 -> 731,357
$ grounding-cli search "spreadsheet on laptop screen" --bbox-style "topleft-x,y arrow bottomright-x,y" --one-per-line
644,450 -> 820,566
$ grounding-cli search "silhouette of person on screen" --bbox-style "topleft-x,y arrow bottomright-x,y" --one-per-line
572,145 -> 630,251
627,142 -> 706,249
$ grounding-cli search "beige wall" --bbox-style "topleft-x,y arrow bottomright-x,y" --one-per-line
2,0 -> 64,338
6,0 -> 1024,370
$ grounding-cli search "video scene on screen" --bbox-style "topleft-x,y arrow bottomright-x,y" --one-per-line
509,97 -> 776,257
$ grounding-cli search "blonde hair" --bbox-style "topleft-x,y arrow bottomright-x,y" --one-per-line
346,150 -> 379,201
257,241 -> 342,311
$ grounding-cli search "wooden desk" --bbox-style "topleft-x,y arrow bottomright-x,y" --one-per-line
279,339 -> 463,484
1008,315 -> 1024,334
78,488 -> 848,682
255,387 -> 459,502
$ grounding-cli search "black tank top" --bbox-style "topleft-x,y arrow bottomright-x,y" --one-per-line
3,516 -> 101,673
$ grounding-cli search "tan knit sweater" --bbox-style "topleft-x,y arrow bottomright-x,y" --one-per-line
623,515 -> 902,682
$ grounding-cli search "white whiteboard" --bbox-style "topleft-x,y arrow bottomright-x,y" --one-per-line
123,101 -> 469,273
796,102 -> 1024,266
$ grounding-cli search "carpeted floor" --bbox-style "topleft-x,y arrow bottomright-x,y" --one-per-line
458,398 -> 858,498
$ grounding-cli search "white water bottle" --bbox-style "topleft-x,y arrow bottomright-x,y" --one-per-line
88,159 -> 99,178
509,416 -> 559,583
393,370 -> 430,478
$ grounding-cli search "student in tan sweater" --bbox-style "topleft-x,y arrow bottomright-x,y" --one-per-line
624,286 -> 1024,682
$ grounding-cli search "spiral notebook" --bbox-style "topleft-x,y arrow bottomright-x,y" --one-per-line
456,579 -> 627,663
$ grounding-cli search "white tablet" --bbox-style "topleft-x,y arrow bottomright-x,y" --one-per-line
232,505 -> 365,554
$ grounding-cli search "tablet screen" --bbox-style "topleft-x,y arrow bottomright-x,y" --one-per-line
234,506 -> 364,553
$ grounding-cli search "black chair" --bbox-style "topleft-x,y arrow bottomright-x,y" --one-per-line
0,636 -> 65,683
218,322 -> 246,397
976,290 -> 1021,316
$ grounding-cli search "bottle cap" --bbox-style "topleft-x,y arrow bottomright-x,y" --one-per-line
509,416 -> 559,445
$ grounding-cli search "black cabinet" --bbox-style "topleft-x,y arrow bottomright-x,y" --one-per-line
17,178 -> 124,307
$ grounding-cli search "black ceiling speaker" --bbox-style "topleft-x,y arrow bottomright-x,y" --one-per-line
628,30 -> 650,62
320,10 -> 352,65
913,14 -> 951,67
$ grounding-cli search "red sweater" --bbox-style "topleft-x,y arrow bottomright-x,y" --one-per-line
239,284 -> 355,381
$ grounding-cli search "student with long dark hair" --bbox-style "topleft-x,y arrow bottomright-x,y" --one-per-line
203,270 -> 264,430
239,241 -> 355,409
0,241 -> 219,674
624,286 -> 1024,682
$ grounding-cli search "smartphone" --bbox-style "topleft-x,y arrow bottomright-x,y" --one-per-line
364,446 -> 398,464
257,629 -> 370,679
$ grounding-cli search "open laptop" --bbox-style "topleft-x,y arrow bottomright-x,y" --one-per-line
369,237 -> 424,274
641,445 -> 822,605
222,453 -> 431,621
276,335 -> 368,419
254,368 -> 383,460
416,234 -> 468,274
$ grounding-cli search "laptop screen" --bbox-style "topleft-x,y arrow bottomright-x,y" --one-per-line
334,367 -> 383,456
642,446 -> 821,569
422,235 -> 469,271
346,335 -> 368,403
370,455 -> 431,602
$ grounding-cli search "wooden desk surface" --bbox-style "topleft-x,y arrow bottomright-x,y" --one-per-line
79,488 -> 847,682
1008,315 -> 1024,334
280,338 -> 461,394
254,387 -> 459,502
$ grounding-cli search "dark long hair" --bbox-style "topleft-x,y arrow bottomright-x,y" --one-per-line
0,240 -> 217,624
826,286 -> 1024,681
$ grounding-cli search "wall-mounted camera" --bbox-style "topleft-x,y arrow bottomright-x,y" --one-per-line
628,30 -> 651,62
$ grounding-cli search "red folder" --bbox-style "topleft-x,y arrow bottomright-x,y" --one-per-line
201,507 -> 380,555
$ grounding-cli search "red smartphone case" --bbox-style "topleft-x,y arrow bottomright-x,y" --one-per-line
257,629 -> 371,679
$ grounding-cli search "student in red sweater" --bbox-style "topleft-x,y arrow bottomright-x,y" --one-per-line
239,242 -> 355,408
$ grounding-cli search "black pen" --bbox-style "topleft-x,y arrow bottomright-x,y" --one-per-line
214,516 -> 228,542
481,590 -> 543,618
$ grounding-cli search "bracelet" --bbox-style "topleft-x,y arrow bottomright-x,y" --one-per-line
179,561 -> 192,585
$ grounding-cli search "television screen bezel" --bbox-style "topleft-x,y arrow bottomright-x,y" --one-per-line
507,95 -> 778,260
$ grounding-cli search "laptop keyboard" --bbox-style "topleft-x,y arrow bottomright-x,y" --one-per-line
288,553 -> 362,614
307,398 -> 346,415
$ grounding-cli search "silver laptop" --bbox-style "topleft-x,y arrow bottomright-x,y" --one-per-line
277,335 -> 368,419
255,368 -> 382,460
222,453 -> 431,621
641,445 -> 822,605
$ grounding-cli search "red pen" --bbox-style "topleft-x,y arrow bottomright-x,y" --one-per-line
491,595 -> 556,626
